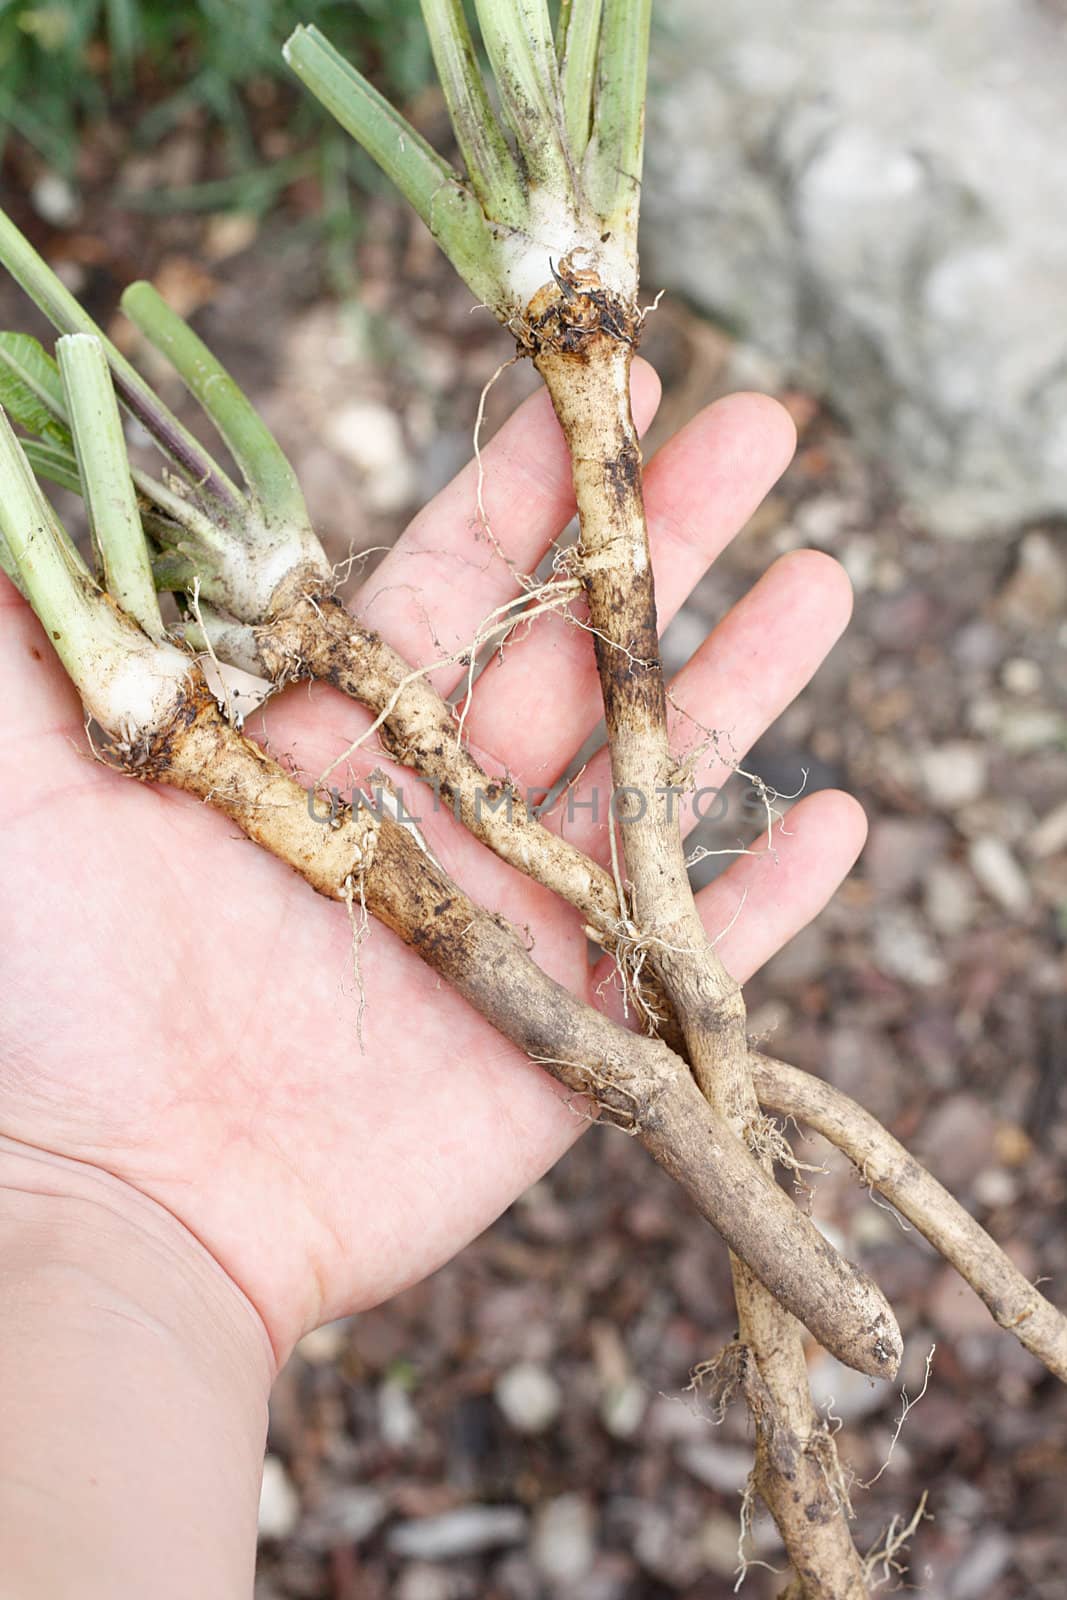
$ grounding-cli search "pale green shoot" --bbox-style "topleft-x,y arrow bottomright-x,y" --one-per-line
285,0 -> 652,316
121,281 -> 311,535
0,405 -> 191,742
56,333 -> 165,641
0,205 -> 242,512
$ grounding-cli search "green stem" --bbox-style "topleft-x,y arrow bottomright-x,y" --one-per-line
556,0 -> 574,55
584,0 -> 651,230
57,335 -> 166,641
0,406 -> 109,684
131,468 -> 233,564
472,0 -> 571,190
419,0 -> 527,227
0,522 -> 24,594
284,26 -> 504,308
558,0 -> 603,159
0,206 -> 242,512
121,282 -> 309,533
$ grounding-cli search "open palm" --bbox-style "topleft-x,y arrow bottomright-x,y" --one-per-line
0,369 -> 863,1363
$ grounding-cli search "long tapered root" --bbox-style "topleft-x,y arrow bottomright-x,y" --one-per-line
752,1053 -> 1067,1384
523,257 -> 872,1594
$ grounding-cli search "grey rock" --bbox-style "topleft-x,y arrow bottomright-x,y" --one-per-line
927,1260 -> 1004,1337
996,707 -> 1066,755
531,1495 -> 598,1585
998,530 -> 1067,626
599,1377 -> 648,1439
494,1361 -> 562,1435
826,1026 -> 904,1122
947,1534 -> 1013,1600
918,743 -> 988,811
1000,656 -> 1043,696
387,1506 -> 528,1560
917,1094 -> 997,1191
257,1455 -> 300,1542
295,1318 -> 350,1366
631,1502 -> 703,1587
864,817 -> 949,897
394,1567 -> 454,1600
873,906 -> 948,987
300,1488 -> 388,1550
645,1 -> 1067,535
808,1352 -> 893,1424
31,172 -> 80,227
1030,798 -> 1067,859
923,860 -> 978,937
678,1440 -> 754,1495
968,835 -> 1033,915
324,399 -> 415,513
379,1376 -> 420,1448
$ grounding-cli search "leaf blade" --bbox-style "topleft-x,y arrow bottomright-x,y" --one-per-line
0,331 -> 72,446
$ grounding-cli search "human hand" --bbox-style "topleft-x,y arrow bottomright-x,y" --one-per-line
0,364 -> 863,1364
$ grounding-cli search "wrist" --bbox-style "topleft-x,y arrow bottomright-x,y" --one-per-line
0,1136 -> 274,1599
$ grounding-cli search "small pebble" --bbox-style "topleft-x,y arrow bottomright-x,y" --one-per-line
929,1267 -> 996,1339
296,1318 -> 349,1366
300,1486 -> 388,1550
997,707 -> 1065,754
678,1440 -> 753,1494
202,210 -> 259,260
531,1494 -> 598,1584
394,1567 -> 452,1600
31,172 -> 79,226
924,860 -> 978,936
324,399 -> 415,511
918,742 -> 987,810
379,1376 -> 420,1448
600,1378 -> 648,1439
808,1352 -> 894,1423
946,1532 -> 1012,1599
917,1094 -> 997,1190
873,907 -> 948,987
494,1361 -> 562,1434
999,531 -> 1067,627
387,1506 -> 527,1560
257,1455 -> 300,1541
1030,799 -> 1067,859
968,835 -> 1032,915
1000,656 -> 1041,695
972,1167 -> 1017,1209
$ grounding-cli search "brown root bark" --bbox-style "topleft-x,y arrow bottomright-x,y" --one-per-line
752,1053 -> 1067,1383
145,672 -> 899,1382
526,262 -> 868,1596
257,579 -> 684,1047
259,587 -> 630,938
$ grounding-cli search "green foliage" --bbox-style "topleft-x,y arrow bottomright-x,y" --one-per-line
0,0 -> 431,178
0,332 -> 71,446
